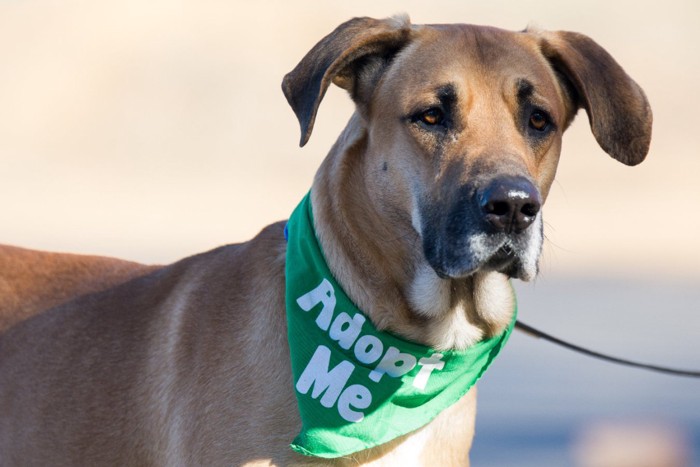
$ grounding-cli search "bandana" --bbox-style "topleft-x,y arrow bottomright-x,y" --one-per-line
285,192 -> 517,458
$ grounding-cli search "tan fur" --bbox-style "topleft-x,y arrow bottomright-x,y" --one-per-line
0,245 -> 158,332
0,16 -> 651,466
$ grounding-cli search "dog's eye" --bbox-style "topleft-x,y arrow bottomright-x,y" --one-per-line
528,111 -> 550,132
418,108 -> 444,126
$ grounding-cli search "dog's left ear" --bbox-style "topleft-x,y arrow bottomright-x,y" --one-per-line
283,16 -> 413,147
537,31 -> 652,166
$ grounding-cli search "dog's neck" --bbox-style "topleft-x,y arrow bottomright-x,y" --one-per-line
310,114 -> 515,350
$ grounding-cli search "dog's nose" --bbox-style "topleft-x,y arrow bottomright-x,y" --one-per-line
478,176 -> 541,233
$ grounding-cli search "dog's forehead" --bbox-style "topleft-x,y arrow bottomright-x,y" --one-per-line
381,24 -> 558,106
412,24 -> 544,72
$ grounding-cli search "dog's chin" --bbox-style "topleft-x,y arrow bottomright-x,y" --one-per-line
424,220 -> 543,282
485,251 -> 536,281
430,247 -> 537,282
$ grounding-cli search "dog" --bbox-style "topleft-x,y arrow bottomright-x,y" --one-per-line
0,15 -> 651,466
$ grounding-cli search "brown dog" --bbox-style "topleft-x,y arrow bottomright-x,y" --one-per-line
0,16 -> 651,466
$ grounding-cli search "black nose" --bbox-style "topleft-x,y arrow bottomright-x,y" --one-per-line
478,176 -> 542,234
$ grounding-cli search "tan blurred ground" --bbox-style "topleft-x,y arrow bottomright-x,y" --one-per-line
1,0 -> 698,281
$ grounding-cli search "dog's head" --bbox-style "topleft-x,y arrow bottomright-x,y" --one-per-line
283,16 -> 651,283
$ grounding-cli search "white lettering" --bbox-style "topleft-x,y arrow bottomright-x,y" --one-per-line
337,384 -> 372,423
329,312 -> 366,350
353,335 -> 384,364
296,345 -> 354,408
296,279 -> 449,419
412,353 -> 445,390
296,279 -> 336,330
368,346 -> 417,383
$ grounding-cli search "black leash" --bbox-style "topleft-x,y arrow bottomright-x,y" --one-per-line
515,320 -> 700,378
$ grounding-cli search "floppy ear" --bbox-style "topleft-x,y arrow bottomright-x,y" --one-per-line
537,31 -> 652,166
282,16 -> 413,147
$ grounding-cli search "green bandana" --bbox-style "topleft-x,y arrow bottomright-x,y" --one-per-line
285,192 -> 517,458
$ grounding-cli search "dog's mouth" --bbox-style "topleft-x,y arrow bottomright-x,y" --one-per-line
425,223 -> 542,282
485,243 -> 518,271
482,241 -> 537,280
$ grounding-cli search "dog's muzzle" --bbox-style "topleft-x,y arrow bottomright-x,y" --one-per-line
422,176 -> 544,281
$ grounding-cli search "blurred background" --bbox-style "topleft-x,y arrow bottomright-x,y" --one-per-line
1,0 -> 698,465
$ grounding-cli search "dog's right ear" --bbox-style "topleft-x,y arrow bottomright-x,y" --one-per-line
282,16 -> 413,147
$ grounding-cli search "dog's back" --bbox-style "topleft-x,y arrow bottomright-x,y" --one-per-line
0,245 -> 159,332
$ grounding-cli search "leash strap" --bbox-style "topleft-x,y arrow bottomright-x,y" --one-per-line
515,321 -> 700,378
